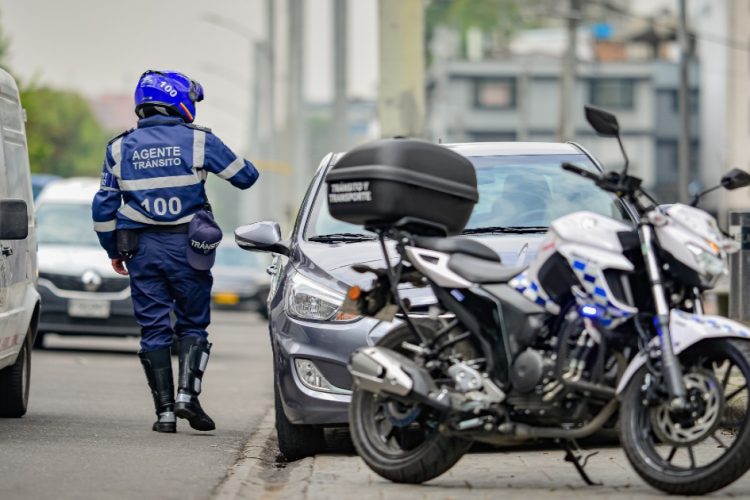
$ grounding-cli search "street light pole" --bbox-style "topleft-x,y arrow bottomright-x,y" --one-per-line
677,0 -> 691,203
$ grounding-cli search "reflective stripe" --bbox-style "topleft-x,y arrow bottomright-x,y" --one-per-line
118,203 -> 195,225
119,174 -> 200,192
193,378 -> 201,394
176,393 -> 192,403
198,352 -> 209,372
99,186 -> 119,193
93,220 -> 117,232
158,411 -> 176,423
193,129 -> 205,167
110,138 -> 123,177
198,169 -> 208,181
216,157 -> 244,180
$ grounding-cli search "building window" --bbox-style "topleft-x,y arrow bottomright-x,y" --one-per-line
473,78 -> 516,110
669,89 -> 699,113
589,79 -> 635,109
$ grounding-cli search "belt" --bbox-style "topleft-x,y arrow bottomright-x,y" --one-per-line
137,223 -> 190,234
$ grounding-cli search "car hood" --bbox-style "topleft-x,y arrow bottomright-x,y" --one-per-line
38,245 -> 121,277
298,233 -> 545,287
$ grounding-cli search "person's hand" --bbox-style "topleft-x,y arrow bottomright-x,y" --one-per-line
111,258 -> 129,276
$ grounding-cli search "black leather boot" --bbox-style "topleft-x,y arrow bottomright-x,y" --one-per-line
174,337 -> 215,431
139,347 -> 176,433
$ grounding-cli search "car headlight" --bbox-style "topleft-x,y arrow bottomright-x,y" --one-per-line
686,242 -> 726,286
285,272 -> 359,322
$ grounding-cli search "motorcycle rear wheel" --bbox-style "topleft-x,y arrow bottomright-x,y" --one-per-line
620,339 -> 750,495
349,322 -> 472,484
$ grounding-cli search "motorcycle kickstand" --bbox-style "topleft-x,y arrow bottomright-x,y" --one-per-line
559,439 -> 602,486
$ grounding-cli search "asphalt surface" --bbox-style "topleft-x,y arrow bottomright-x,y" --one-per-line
0,310 -> 272,500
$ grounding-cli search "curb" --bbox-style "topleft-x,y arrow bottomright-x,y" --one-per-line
212,408 -> 277,500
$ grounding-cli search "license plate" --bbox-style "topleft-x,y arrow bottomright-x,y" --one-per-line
68,299 -> 111,318
213,292 -> 240,305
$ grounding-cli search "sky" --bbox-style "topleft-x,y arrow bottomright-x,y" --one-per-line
0,0 -> 379,151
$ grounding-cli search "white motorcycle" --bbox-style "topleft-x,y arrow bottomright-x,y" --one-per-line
340,106 -> 750,494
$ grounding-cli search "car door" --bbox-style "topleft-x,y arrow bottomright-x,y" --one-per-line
0,86 -> 31,367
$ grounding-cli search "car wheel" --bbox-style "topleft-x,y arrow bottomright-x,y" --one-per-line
0,330 -> 31,417
33,331 -> 45,350
274,372 -> 326,461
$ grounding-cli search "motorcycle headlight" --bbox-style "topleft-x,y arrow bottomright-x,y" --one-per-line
285,272 -> 359,322
686,243 -> 726,287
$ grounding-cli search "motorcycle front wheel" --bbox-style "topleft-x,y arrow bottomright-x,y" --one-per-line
620,339 -> 750,495
349,322 -> 472,484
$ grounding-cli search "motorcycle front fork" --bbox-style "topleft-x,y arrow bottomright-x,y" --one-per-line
639,223 -> 688,410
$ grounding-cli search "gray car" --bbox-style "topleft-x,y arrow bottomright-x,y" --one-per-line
236,142 -> 630,460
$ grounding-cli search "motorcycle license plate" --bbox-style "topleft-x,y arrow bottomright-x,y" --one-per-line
68,299 -> 111,319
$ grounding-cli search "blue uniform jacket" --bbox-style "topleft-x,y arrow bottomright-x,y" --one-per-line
92,116 -> 259,258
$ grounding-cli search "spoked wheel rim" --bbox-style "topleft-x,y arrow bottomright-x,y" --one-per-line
359,391 -> 438,459
633,344 -> 750,475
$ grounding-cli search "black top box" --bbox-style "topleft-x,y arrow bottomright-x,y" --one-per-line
325,138 -> 478,236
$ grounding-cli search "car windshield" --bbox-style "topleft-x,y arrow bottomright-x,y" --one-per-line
215,245 -> 265,269
304,153 -> 628,238
37,202 -> 101,246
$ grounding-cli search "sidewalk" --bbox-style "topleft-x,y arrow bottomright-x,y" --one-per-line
216,410 -> 750,500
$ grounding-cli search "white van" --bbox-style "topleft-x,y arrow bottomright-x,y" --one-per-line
0,68 -> 42,417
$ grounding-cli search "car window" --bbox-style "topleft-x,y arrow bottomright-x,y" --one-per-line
465,154 -> 627,229
37,202 -> 101,246
304,153 -> 627,238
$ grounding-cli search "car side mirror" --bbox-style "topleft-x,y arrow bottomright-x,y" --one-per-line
720,168 -> 750,190
234,221 -> 289,256
585,105 -> 620,137
0,199 -> 28,240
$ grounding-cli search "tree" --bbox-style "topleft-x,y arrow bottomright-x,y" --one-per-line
20,85 -> 108,177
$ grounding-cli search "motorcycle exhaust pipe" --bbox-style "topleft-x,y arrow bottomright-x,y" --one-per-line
349,347 -> 452,412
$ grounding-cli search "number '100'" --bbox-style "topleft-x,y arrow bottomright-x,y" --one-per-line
141,197 -> 181,216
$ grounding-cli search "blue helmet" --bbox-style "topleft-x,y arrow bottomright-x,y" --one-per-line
134,70 -> 204,123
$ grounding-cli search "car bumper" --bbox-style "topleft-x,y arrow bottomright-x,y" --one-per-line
273,310 -> 398,426
37,281 -> 140,336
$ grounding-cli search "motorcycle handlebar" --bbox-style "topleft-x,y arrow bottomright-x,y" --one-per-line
561,162 -> 602,181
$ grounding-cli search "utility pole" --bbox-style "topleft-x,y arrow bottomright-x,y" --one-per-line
333,0 -> 348,151
378,0 -> 425,138
677,0 -> 691,203
558,0 -> 580,142
266,0 -> 278,221
287,0 -> 307,206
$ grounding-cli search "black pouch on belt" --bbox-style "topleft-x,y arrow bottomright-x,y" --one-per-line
116,229 -> 140,259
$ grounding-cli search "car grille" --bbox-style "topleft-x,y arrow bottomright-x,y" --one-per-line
40,272 -> 130,293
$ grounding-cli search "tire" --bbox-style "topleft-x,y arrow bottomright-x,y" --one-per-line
274,371 -> 326,461
620,339 -> 750,495
33,331 -> 45,350
0,332 -> 31,417
349,323 -> 472,484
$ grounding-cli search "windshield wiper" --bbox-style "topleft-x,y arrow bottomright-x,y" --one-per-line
461,226 -> 548,235
308,233 -> 376,243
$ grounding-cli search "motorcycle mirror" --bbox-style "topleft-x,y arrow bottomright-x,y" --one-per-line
585,105 -> 620,137
720,168 -> 750,190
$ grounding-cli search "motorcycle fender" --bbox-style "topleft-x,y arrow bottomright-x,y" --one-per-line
616,310 -> 750,395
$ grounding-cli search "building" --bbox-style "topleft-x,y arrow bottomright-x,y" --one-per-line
427,57 -> 700,201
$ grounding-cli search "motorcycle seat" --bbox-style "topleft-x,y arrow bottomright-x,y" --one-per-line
448,253 -> 526,284
412,236 -> 501,262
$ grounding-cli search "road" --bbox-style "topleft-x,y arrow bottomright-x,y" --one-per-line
0,310 -> 272,500
4,311 -> 750,499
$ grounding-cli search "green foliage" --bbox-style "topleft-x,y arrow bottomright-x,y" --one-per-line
20,85 -> 108,177
427,0 -> 521,34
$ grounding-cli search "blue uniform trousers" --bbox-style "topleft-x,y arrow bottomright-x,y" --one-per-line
127,232 -> 212,352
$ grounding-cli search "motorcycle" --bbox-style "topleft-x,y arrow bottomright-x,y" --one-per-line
334,106 -> 750,494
